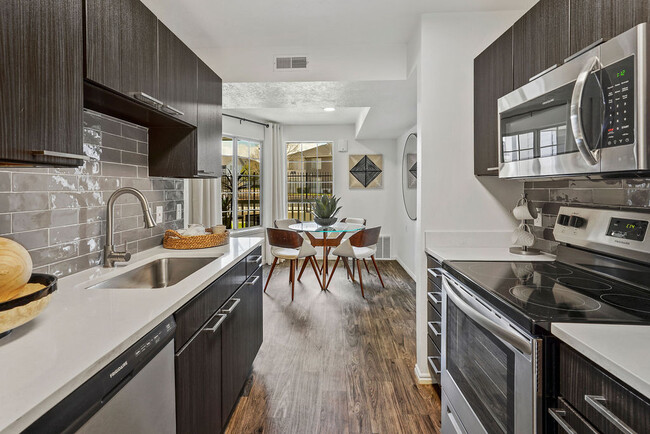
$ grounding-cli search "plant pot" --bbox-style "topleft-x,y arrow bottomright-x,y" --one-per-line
314,217 -> 337,227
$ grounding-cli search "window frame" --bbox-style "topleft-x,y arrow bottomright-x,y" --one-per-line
222,135 -> 263,231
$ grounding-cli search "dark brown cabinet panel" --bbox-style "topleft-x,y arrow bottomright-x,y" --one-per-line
84,0 -> 121,90
120,0 -> 158,100
570,0 -> 648,56
513,0 -> 570,89
474,29 -> 513,176
158,22 -> 198,125
175,313 -> 223,433
0,0 -> 83,166
196,59 -> 223,178
559,343 -> 650,433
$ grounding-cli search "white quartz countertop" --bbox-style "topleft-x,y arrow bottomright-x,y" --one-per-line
552,323 -> 650,400
424,230 -> 555,263
0,236 -> 263,434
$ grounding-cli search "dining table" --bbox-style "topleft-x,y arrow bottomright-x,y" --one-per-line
288,221 -> 364,290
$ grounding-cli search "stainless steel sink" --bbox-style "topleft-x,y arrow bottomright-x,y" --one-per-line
87,256 -> 221,289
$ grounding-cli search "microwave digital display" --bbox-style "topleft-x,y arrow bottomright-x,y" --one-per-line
607,218 -> 648,241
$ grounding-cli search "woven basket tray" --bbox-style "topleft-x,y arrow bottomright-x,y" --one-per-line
163,228 -> 229,250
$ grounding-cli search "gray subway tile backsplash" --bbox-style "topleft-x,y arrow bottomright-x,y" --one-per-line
0,110 -> 184,277
524,177 -> 650,253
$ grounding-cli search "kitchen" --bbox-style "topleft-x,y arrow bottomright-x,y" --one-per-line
1,0 -> 650,433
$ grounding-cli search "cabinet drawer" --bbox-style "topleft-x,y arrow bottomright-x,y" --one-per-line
174,258 -> 247,351
427,299 -> 441,324
426,256 -> 443,288
427,278 -> 442,315
549,397 -> 599,434
427,321 -> 442,351
245,246 -> 263,277
559,343 -> 650,433
427,335 -> 441,384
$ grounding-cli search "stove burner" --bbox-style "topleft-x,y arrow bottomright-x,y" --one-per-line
556,277 -> 612,291
531,263 -> 573,276
509,285 -> 602,311
600,294 -> 650,314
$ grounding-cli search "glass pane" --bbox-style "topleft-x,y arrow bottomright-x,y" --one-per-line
238,176 -> 250,201
222,137 -> 234,175
286,142 -> 302,158
318,142 -> 333,157
237,140 -> 250,159
288,161 -> 302,173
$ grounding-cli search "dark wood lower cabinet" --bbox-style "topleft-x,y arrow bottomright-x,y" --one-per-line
174,250 -> 263,433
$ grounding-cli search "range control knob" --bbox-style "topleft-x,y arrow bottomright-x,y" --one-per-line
568,216 -> 586,228
557,214 -> 571,226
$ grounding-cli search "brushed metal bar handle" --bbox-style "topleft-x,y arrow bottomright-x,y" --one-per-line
446,408 -> 464,434
221,298 -> 241,314
31,150 -> 91,161
585,395 -> 636,434
132,91 -> 163,108
161,104 -> 185,116
244,275 -> 260,286
548,409 -> 578,434
427,292 -> 442,304
529,63 -> 559,82
427,356 -> 441,374
427,268 -> 442,279
197,170 -> 216,174
570,56 -> 601,166
487,167 -> 499,171
202,313 -> 227,333
428,321 -> 442,336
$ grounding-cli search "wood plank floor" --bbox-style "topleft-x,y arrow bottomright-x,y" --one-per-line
225,260 -> 441,433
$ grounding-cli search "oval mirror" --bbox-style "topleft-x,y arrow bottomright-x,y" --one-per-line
402,133 -> 417,220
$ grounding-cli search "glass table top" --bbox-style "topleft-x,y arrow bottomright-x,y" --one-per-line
288,222 -> 364,233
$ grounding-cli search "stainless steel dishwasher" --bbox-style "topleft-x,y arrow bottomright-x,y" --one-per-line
26,316 -> 177,434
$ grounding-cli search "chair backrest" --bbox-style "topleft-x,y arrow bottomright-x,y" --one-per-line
349,226 -> 381,248
341,217 -> 366,225
267,228 -> 304,249
274,218 -> 300,230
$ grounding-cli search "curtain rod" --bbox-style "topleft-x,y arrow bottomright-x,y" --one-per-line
223,113 -> 270,128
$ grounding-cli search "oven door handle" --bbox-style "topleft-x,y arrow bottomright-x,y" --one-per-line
570,55 -> 601,166
446,283 -> 532,355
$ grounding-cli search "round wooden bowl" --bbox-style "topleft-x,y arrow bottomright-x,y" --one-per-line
0,274 -> 57,339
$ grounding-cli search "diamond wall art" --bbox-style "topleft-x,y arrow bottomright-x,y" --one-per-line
349,154 -> 383,189
407,153 -> 417,189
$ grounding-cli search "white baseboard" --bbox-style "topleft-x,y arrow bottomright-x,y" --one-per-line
395,257 -> 416,280
414,363 -> 433,384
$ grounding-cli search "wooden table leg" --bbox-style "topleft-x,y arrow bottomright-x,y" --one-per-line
322,232 -> 328,290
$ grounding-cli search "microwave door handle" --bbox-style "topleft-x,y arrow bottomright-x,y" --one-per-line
570,56 -> 601,166
446,282 -> 532,355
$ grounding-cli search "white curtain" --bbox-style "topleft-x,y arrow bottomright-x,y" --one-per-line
189,178 -> 221,227
266,123 -> 287,263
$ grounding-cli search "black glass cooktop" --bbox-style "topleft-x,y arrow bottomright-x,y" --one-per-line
444,261 -> 650,333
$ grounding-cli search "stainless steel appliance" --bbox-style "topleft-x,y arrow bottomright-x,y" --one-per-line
439,206 -> 650,433
26,317 -> 176,433
498,24 -> 648,179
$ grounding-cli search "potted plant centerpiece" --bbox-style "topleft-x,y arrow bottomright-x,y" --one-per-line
311,195 -> 341,227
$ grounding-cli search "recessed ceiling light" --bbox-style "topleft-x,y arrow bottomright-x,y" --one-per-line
323,107 -> 336,112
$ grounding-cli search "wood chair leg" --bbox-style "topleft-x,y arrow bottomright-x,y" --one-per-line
357,259 -> 365,298
297,258 -> 309,281
309,257 -> 324,290
343,258 -> 354,281
326,256 -> 340,289
264,257 -> 278,293
290,260 -> 295,301
363,258 -> 370,273
371,255 -> 385,288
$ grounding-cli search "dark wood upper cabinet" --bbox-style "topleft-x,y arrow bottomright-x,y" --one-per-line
119,0 -> 158,101
84,0 -> 121,90
474,29 -> 513,176
196,59 -> 223,178
513,0 -> 570,89
0,0 -> 83,167
158,22 -> 198,125
569,0 -> 648,56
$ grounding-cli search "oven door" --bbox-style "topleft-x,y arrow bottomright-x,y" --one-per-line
441,275 -> 542,434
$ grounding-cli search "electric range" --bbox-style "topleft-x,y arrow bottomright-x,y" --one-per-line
438,206 -> 650,434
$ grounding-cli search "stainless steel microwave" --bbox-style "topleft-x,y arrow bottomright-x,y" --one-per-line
498,23 -> 648,179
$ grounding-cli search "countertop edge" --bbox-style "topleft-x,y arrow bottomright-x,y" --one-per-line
3,238 -> 264,434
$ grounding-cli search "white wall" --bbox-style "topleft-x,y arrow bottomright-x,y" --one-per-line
413,11 -> 526,380
394,125 -> 418,277
284,124 -> 400,252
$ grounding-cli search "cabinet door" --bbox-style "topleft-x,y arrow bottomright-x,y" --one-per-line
221,267 -> 263,426
84,0 -> 121,90
175,313 -> 223,434
0,0 -> 83,166
474,29 -> 513,176
120,0 -> 158,101
569,0 -> 648,57
513,0 -> 570,89
158,21 -> 198,125
196,59 -> 223,178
